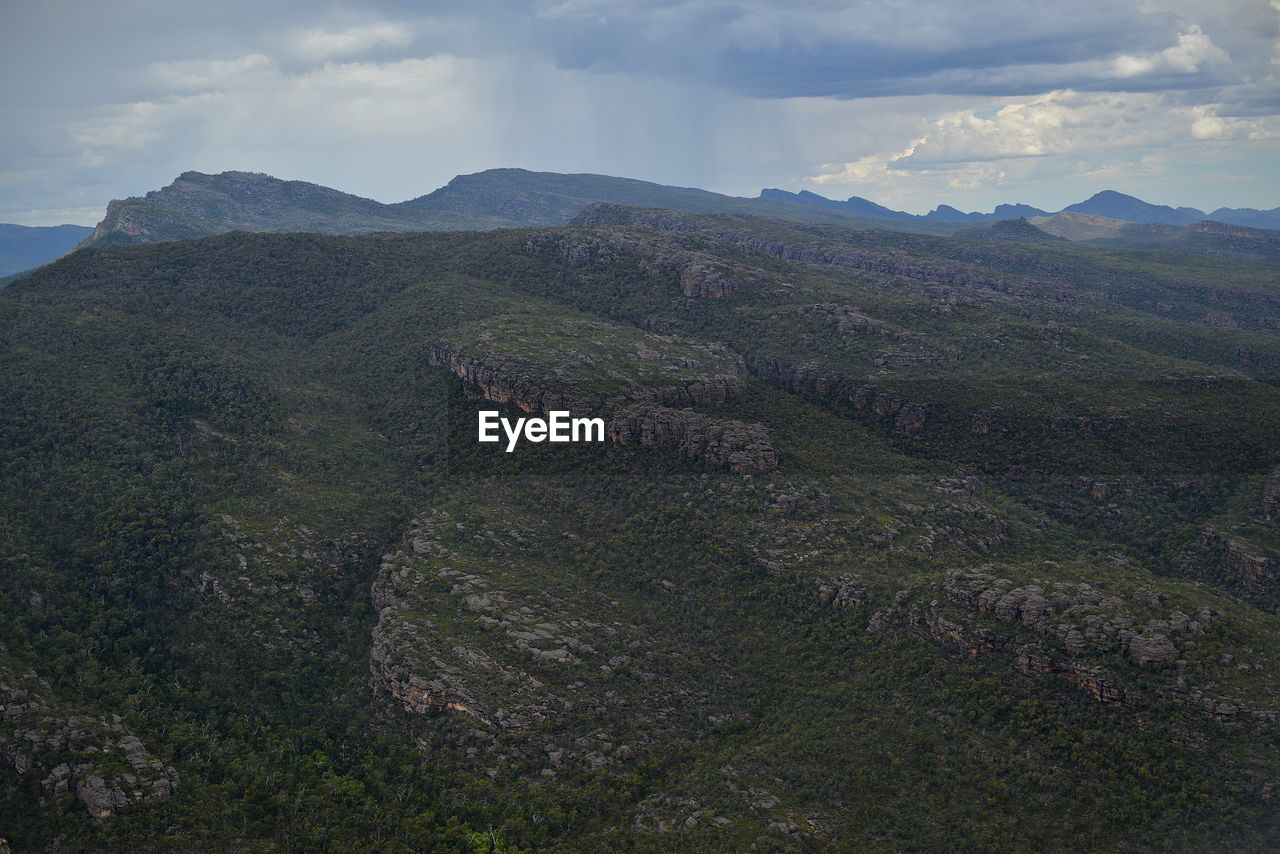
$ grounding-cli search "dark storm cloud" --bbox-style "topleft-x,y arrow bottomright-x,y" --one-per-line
522,0 -> 1237,97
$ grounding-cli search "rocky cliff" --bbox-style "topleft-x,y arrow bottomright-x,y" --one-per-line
608,405 -> 777,475
745,353 -> 928,436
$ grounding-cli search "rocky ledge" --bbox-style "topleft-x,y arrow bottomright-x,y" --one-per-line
745,353 -> 928,436
609,405 -> 778,475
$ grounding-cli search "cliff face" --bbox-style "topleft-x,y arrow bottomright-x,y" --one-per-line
1202,529 -> 1275,595
609,405 -> 777,475
746,354 -> 928,436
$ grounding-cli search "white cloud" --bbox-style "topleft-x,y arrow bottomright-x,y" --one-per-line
291,22 -> 414,60
1109,26 -> 1230,77
148,54 -> 272,91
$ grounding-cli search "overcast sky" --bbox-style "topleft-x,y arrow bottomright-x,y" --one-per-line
2,0 -> 1278,225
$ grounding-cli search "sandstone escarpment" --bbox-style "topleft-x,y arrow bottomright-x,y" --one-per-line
1201,529 -> 1275,595
745,353 -> 928,436
0,654 -> 178,819
429,324 -> 747,414
429,341 -> 604,415
867,567 -> 1276,724
608,405 -> 777,475
428,333 -> 777,473
524,230 -> 769,298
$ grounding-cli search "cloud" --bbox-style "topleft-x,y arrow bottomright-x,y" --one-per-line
804,85 -> 1279,210
1110,25 -> 1230,77
0,0 -> 1277,224
290,22 -> 414,60
148,54 -> 273,92
528,0 -> 1248,97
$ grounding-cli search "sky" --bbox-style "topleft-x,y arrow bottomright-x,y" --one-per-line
1,0 -> 1278,225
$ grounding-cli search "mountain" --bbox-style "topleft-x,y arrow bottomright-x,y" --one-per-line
0,223 -> 93,276
87,169 -> 953,248
1062,190 -> 1205,226
759,187 -> 916,220
956,217 -> 1065,243
992,202 -> 1049,219
760,190 -> 1048,224
1208,206 -> 1280,231
771,187 -> 1280,234
1027,213 -> 1280,258
4,203 -> 1280,849
1029,211 -> 1138,241
81,171 -> 1279,252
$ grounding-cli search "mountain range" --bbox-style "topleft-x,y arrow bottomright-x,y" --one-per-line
763,186 -> 1280,229
2,169 -> 1277,277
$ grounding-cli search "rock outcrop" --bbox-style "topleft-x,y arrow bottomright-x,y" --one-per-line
369,509 -> 716,775
428,336 -> 777,473
608,405 -> 777,475
1264,466 -> 1280,522
524,230 -> 769,298
0,653 -> 178,819
429,335 -> 746,414
1201,529 -> 1275,595
745,354 -> 928,436
864,567 -> 1280,724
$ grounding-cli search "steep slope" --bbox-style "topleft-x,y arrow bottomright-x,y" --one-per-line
0,223 -> 93,276
2,215 -> 1280,848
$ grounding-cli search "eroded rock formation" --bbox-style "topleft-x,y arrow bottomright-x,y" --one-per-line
0,654 -> 178,819
608,405 -> 777,475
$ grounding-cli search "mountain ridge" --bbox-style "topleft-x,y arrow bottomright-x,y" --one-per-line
766,186 -> 1280,230
76,169 -> 1280,256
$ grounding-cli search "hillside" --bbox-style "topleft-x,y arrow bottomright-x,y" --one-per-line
3,206 -> 1280,848
955,217 -> 1065,243
0,223 -> 93,276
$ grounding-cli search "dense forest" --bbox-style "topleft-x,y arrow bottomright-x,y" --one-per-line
2,209 -> 1279,850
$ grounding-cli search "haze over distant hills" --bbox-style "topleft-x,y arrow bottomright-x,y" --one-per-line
764,186 -> 1280,230
0,223 -> 93,277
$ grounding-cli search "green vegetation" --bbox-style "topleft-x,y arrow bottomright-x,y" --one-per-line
1,212 -> 1278,850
